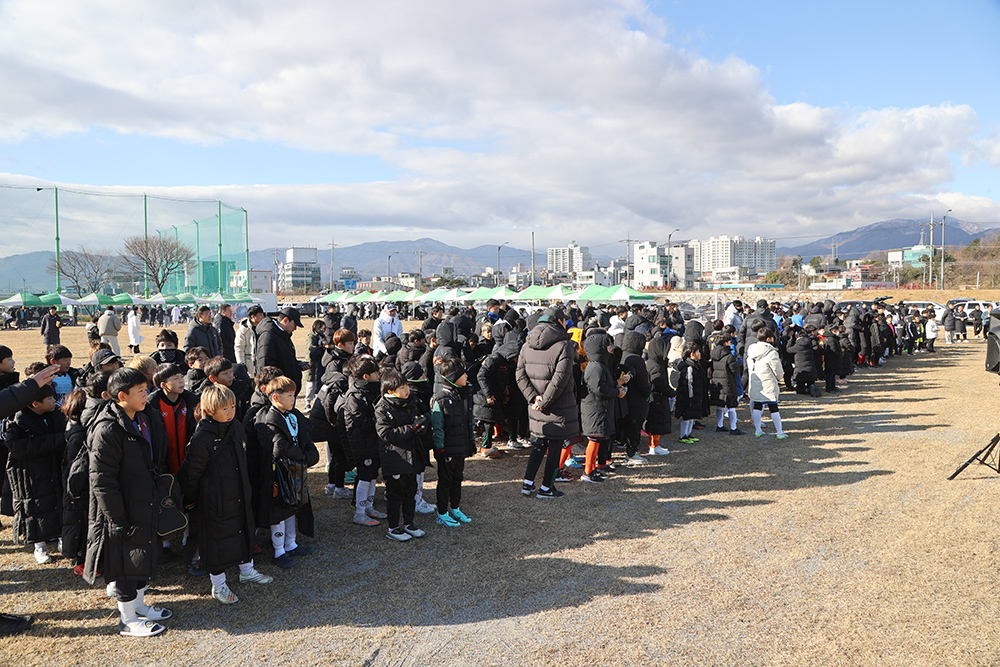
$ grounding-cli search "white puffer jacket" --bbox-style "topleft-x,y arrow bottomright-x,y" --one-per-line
746,340 -> 782,403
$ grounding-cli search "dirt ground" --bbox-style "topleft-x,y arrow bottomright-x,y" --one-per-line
1,321 -> 1000,666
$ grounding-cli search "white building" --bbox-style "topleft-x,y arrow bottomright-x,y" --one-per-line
230,270 -> 271,293
631,241 -> 696,289
547,241 -> 593,274
279,247 -> 321,293
688,235 -> 776,276
574,268 -> 613,287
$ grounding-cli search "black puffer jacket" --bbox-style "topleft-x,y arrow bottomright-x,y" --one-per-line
84,401 -> 167,585
619,331 -> 650,425
515,322 -> 579,440
320,345 -> 352,385
473,333 -> 520,424
375,394 -> 422,476
675,356 -> 709,421
709,343 -> 739,409
581,333 -> 618,438
737,307 -> 778,357
179,418 -> 255,570
6,407 -> 66,543
788,332 -> 818,381
430,382 -> 474,457
644,337 -> 675,436
254,318 -> 302,393
184,320 -> 222,357
254,405 -> 319,525
61,419 -> 89,562
337,380 -> 381,464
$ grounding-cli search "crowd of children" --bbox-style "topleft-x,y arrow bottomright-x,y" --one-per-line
0,295 -> 960,637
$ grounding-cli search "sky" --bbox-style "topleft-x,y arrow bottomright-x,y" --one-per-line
2,0 -> 999,259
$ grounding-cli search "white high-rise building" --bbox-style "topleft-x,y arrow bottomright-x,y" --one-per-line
547,241 -> 593,274
689,236 -> 776,275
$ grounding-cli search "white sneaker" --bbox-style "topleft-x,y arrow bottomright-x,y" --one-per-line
332,487 -> 353,499
212,582 -> 239,605
34,544 -> 51,565
239,568 -> 274,585
648,446 -> 671,456
414,499 -> 437,514
106,581 -> 118,597
626,454 -> 648,465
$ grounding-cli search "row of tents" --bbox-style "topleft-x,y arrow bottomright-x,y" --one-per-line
312,283 -> 657,305
0,291 -> 265,308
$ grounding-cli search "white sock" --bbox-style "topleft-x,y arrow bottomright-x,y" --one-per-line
772,412 -> 784,435
270,521 -> 286,557
238,561 -> 255,576
415,473 -> 425,504
728,408 -> 738,430
34,542 -> 46,552
210,572 -> 226,588
752,409 -> 763,433
283,515 -> 298,552
716,407 -> 725,428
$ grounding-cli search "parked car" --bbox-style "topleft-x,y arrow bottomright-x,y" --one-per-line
901,300 -> 946,322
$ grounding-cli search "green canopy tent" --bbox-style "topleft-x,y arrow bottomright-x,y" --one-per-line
78,292 -> 117,307
112,293 -> 150,306
600,284 -> 656,303
403,289 -> 427,302
0,291 -> 44,307
488,286 -> 521,300
461,286 -> 496,302
148,293 -> 181,305
39,292 -> 82,306
420,287 -> 451,302
383,290 -> 411,302
570,284 -> 611,302
514,284 -> 552,301
319,291 -> 343,303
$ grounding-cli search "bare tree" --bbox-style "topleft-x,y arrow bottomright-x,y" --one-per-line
119,235 -> 195,294
47,246 -> 119,296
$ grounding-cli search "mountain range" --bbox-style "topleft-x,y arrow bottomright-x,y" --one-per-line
3,221 -> 996,293
776,218 -> 994,260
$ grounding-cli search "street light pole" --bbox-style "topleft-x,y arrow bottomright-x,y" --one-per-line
387,252 -> 399,287
666,228 -> 680,287
940,209 -> 951,290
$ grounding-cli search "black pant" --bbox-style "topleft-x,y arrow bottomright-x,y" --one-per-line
327,440 -> 349,486
825,371 -> 836,391
621,419 -> 642,456
384,473 -> 417,528
524,437 -> 561,489
927,338 -> 936,352
435,452 -> 465,514
116,579 -> 148,603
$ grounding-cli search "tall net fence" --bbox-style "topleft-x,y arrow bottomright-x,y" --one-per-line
0,184 -> 247,295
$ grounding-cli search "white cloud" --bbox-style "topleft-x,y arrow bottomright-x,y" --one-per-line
1,0 -> 998,255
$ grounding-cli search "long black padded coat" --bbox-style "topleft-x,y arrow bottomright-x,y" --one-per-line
375,394 -> 424,476
473,333 -> 521,424
179,418 -> 255,571
580,333 -> 619,439
515,322 -> 579,440
644,337 -> 675,436
675,356 -> 709,421
6,406 -> 66,543
709,343 -> 739,409
619,331 -> 651,426
254,405 -> 319,526
84,401 -> 167,585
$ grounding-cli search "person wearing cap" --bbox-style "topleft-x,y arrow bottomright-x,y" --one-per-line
253,307 -> 304,394
92,349 -> 123,375
98,306 -> 123,356
372,304 -> 404,358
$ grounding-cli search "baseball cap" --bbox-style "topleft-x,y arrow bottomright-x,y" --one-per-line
278,307 -> 303,327
91,349 -> 121,368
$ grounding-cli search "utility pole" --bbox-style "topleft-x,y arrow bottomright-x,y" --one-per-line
618,232 -> 633,287
413,245 -> 429,290
327,237 -> 339,292
530,232 -> 535,286
941,209 -> 951,290
928,212 -> 934,288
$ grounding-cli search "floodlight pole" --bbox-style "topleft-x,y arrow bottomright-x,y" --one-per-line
194,220 -> 202,296
218,200 -> 224,295
940,209 -> 951,290
143,193 -> 149,297
54,187 -> 61,293
243,209 -> 250,293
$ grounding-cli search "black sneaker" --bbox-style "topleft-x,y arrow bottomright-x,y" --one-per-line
0,613 -> 33,637
555,468 -> 575,483
536,487 -> 565,499
729,428 -> 746,436
520,482 -> 535,496
715,426 -> 727,432
693,422 -> 705,430
581,472 -> 604,484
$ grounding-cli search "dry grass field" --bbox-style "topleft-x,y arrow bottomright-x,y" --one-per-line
1,319 -> 999,665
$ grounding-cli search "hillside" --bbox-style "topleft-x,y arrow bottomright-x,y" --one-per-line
778,218 -> 993,260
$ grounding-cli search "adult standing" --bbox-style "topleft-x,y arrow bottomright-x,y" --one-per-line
39,306 -> 61,347
171,305 -> 182,326
322,304 -> 342,333
372,304 -> 404,357
942,305 -> 956,345
127,306 -> 144,354
183,305 -> 223,357
213,304 -> 237,362
235,305 -> 265,368
254,307 -> 304,393
98,306 -> 123,356
515,307 -> 579,498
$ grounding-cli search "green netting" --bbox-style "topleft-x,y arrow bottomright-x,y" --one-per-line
159,205 -> 248,296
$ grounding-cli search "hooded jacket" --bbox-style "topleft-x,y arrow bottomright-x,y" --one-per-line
183,319 -> 223,358
84,400 -> 167,585
709,342 -> 739,408
747,340 -> 782,403
515,322 -> 579,439
473,332 -> 521,424
373,307 -> 404,357
6,406 -> 66,544
375,394 -> 422,476
254,404 -> 319,525
580,333 -> 619,438
737,306 -> 778,357
674,355 -> 709,421
644,336 -> 675,436
254,317 -> 302,393
178,418 -> 255,570
619,331 -> 650,425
